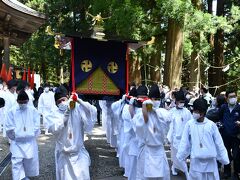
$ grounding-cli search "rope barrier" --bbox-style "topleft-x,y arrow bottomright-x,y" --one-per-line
199,54 -> 240,69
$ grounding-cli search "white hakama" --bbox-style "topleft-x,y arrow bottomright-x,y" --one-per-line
177,118 -> 229,180
6,105 -> 40,180
134,107 -> 171,180
167,107 -> 192,176
45,99 -> 97,180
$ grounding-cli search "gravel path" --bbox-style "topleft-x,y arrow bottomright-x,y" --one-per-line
0,125 -> 186,180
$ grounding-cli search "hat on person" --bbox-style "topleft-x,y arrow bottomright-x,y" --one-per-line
136,85 -> 148,97
129,87 -> 137,97
43,83 -> 50,88
149,84 -> 160,99
7,79 -> 17,89
193,98 -> 208,113
17,90 -> 29,101
16,80 -> 27,92
175,91 -> 185,101
54,85 -> 68,102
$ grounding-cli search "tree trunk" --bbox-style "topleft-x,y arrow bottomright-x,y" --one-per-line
130,56 -> 142,86
41,60 -> 46,83
163,18 -> 183,89
189,44 -> 200,90
189,0 -> 201,90
149,50 -> 161,83
207,0 -> 215,94
211,0 -> 225,95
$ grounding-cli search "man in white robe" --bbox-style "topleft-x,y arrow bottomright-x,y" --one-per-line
25,83 -> 35,107
130,85 -> 149,180
3,80 -> 18,139
99,99 -> 117,147
111,96 -> 126,166
6,90 -> 40,180
167,90 -> 191,178
16,81 -> 35,107
112,87 -> 138,175
0,97 -> 5,151
38,84 -> 55,134
0,80 -> 6,137
45,87 -> 97,180
135,84 -> 171,180
177,98 -> 229,180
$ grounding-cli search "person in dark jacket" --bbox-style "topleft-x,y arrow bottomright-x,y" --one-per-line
219,89 -> 240,179
206,94 -> 226,123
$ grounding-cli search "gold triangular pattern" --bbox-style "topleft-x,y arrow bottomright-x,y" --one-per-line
76,67 -> 120,95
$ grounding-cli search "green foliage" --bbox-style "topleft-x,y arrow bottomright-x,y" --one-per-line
9,0 -> 240,89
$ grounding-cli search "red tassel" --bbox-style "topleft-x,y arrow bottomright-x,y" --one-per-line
72,93 -> 77,101
27,67 -> 31,83
22,69 -> 26,81
7,67 -> 12,81
0,63 -> 8,82
30,71 -> 34,89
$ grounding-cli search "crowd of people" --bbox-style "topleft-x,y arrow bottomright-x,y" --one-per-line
0,79 -> 97,180
100,83 -> 240,180
0,77 -> 239,180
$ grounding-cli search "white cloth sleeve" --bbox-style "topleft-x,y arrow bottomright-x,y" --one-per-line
176,122 -> 191,161
78,98 -> 97,134
6,129 -> 15,140
33,109 -> 41,137
44,109 -> 65,133
212,124 -> 230,165
37,95 -> 44,114
133,113 -> 145,139
6,110 -> 15,132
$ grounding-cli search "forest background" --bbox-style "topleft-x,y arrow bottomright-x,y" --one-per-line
10,0 -> 240,96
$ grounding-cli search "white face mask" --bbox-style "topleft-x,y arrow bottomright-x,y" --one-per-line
192,112 -> 201,120
229,97 -> 237,106
44,87 -> 50,93
153,100 -> 161,108
19,103 -> 28,110
58,101 -> 68,112
177,103 -> 185,109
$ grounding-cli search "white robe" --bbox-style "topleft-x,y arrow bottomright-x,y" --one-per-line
177,118 -> 229,180
121,105 -> 139,180
121,104 -> 136,178
167,107 -> 192,173
38,91 -> 56,127
26,89 -> 35,107
45,99 -> 97,180
134,107 -> 171,180
0,90 -> 6,132
99,100 -> 117,147
111,99 -> 125,166
6,105 -> 40,180
2,90 -> 17,137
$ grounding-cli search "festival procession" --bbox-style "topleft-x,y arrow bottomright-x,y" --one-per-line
0,0 -> 240,180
